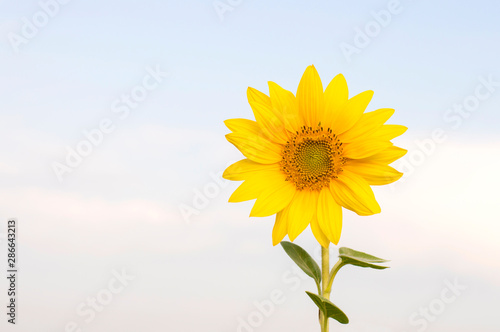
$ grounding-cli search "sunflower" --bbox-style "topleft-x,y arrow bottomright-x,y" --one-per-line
223,65 -> 406,247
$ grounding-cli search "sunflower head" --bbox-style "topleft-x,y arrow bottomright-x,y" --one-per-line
280,125 -> 346,191
223,65 -> 407,247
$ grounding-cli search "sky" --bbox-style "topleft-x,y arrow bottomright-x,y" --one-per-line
0,0 -> 499,331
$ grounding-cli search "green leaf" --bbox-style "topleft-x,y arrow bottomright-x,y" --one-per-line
280,241 -> 321,284
305,291 -> 349,324
338,247 -> 389,270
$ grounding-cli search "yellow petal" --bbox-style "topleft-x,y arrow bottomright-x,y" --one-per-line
296,65 -> 324,128
248,87 -> 288,143
287,190 -> 318,241
344,160 -> 403,185
339,108 -> 395,143
272,208 -> 289,246
228,180 -> 262,203
250,177 -> 296,217
247,86 -> 272,107
371,125 -> 407,141
361,146 -> 407,164
248,100 -> 288,144
268,81 -> 301,133
224,118 -> 261,136
330,170 -> 381,216
323,74 -> 348,129
223,159 -> 280,181
225,132 -> 282,164
228,169 -> 281,202
330,90 -> 373,135
343,139 -> 393,159
317,187 -> 343,245
310,214 -> 330,248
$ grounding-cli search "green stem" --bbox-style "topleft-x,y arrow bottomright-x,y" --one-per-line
315,280 -> 322,296
320,248 -> 344,332
325,258 -> 343,296
320,246 -> 330,332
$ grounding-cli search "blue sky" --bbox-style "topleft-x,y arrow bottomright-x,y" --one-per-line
0,0 -> 499,331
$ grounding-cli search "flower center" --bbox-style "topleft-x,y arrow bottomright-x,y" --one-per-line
280,126 -> 345,191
